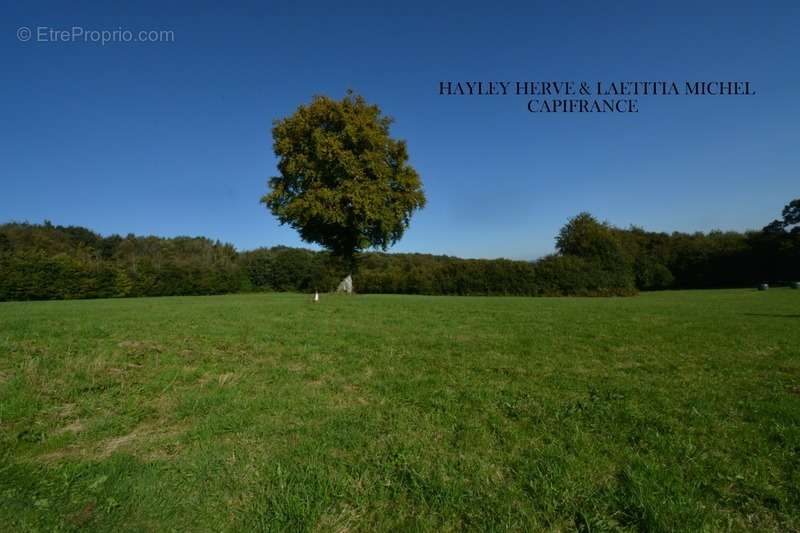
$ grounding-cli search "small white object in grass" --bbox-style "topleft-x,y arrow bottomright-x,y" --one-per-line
314,291 -> 319,302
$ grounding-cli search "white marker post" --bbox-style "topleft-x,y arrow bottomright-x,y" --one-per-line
314,291 -> 319,302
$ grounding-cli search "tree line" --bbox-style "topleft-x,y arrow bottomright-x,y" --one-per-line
0,200 -> 798,301
0,222 -> 240,301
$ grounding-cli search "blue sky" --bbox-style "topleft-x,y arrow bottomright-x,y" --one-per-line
2,1 -> 798,259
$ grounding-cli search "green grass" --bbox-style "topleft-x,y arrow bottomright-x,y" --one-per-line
0,289 -> 798,531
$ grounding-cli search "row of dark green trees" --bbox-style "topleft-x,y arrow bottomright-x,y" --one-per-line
1,202 -> 798,301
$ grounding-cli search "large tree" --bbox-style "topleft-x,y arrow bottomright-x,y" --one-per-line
555,212 -> 636,289
262,91 -> 426,291
556,212 -> 621,260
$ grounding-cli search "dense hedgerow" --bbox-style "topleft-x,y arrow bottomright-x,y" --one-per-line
1,206 -> 798,301
0,223 -> 240,301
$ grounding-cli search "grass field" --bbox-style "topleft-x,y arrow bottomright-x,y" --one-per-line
0,289 -> 798,531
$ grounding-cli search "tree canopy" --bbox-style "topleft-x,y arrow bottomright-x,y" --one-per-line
261,91 -> 426,268
764,198 -> 800,234
555,212 -> 620,259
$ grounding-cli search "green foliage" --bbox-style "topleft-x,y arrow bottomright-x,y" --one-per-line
262,91 -> 426,265
2,201 -> 799,302
540,255 -> 637,296
551,213 -> 635,294
784,198 -> 800,228
764,198 -> 800,234
239,247 -> 341,293
633,256 -> 675,290
0,223 -> 243,301
556,212 -> 619,259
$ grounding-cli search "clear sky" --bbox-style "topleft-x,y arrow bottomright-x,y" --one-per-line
2,1 -> 798,259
